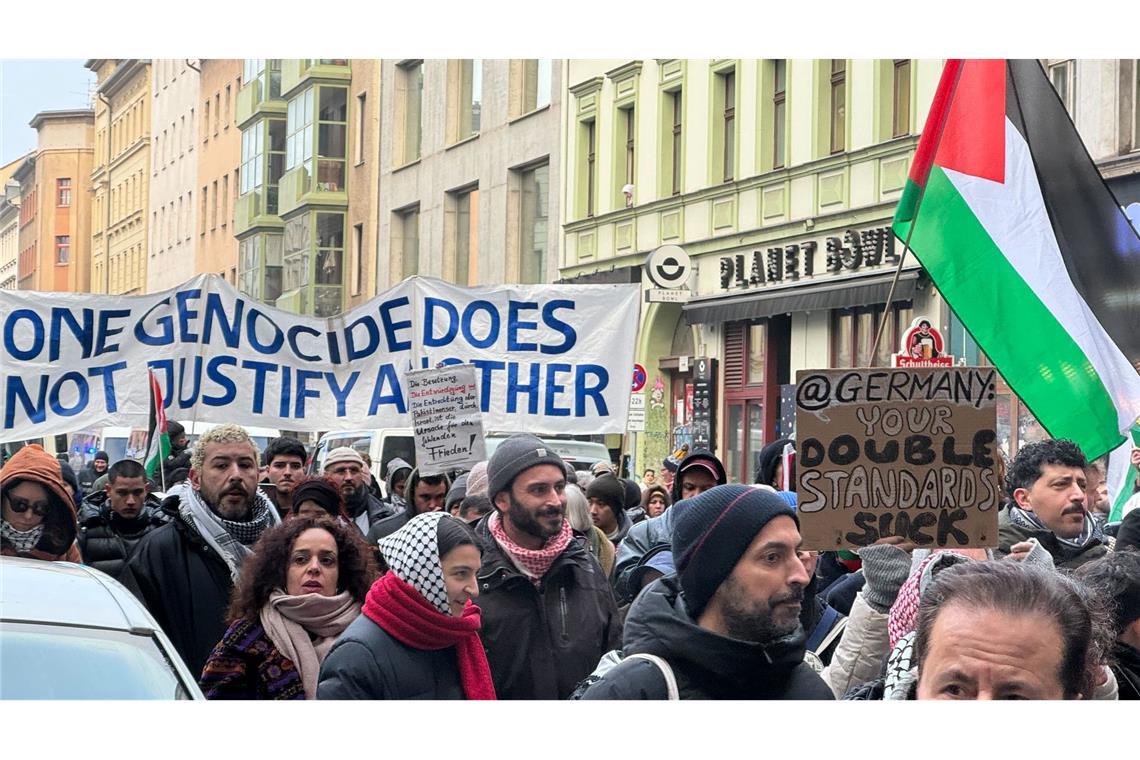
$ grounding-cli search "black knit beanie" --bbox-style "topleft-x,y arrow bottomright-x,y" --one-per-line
586,474 -> 625,515
291,478 -> 343,517
620,478 -> 642,510
672,484 -> 799,619
487,434 -> 566,499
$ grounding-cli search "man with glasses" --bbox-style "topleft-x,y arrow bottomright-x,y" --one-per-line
1,444 -> 82,562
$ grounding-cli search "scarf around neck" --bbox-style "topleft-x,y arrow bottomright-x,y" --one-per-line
362,571 -> 495,700
1,521 -> 45,554
171,482 -> 280,582
489,510 -> 573,585
1007,504 -> 1103,552
377,511 -> 451,613
259,589 -> 361,700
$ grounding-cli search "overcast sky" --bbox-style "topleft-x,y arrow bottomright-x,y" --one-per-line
1,59 -> 95,166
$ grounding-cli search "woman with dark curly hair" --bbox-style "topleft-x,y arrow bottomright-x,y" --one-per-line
640,484 -> 670,519
199,516 -> 378,699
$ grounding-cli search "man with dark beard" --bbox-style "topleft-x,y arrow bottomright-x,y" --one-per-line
323,447 -> 394,535
580,484 -> 833,699
128,424 -> 281,676
473,434 -> 621,699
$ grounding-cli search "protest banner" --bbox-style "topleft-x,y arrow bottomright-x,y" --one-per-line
0,274 -> 640,442
794,367 -> 1001,550
407,364 -> 486,475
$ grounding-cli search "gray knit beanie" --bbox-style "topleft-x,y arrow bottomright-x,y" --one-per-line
487,434 -> 566,499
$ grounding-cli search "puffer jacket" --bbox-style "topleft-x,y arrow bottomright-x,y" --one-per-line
317,612 -> 464,700
76,491 -> 167,583
126,493 -> 235,677
612,507 -> 679,605
821,591 -> 891,698
995,509 -> 1107,569
473,514 -> 622,700
578,574 -> 834,700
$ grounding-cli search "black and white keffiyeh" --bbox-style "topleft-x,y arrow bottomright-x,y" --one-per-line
377,511 -> 450,615
1,521 -> 44,553
170,482 -> 280,582
1007,504 -> 1103,551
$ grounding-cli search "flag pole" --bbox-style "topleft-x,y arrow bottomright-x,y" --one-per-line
870,60 -> 967,360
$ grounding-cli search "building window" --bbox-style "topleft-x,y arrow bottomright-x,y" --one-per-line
623,105 -> 636,186
721,69 -> 736,182
518,162 -> 549,285
892,59 -> 912,137
1049,60 -> 1074,114
773,60 -> 787,169
56,178 -> 71,206
200,185 -> 208,235
831,302 -> 913,368
830,59 -> 847,154
398,61 -> 423,164
55,236 -> 70,265
452,59 -> 482,141
352,222 -> 364,296
395,206 -> 420,279
202,100 -> 210,142
313,212 -> 345,316
316,86 -> 348,191
221,175 -> 229,227
286,87 -> 315,180
451,186 -> 478,286
355,92 -> 367,165
584,120 -> 596,217
244,59 -> 282,101
521,59 -> 552,115
670,89 -> 683,195
214,92 -> 221,136
723,320 -> 769,484
211,180 -> 219,230
224,84 -> 231,128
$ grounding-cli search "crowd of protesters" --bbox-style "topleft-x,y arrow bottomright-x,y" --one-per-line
3,420 -> 1139,701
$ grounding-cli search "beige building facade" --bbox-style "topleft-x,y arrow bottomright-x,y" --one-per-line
0,155 -> 25,291
343,59 -> 381,310
376,59 -> 562,290
87,59 -> 152,295
147,59 -> 201,292
196,59 -> 243,283
13,110 -> 95,293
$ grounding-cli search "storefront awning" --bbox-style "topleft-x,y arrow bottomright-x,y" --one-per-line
682,268 -> 925,325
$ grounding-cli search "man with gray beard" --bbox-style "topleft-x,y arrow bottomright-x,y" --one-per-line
128,424 -> 281,676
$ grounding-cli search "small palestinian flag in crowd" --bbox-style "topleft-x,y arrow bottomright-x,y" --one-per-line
144,369 -> 170,486
894,59 -> 1140,460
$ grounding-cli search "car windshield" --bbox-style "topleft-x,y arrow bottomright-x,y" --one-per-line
0,622 -> 191,699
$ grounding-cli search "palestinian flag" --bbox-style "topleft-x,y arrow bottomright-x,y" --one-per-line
894,59 -> 1140,460
144,369 -> 171,484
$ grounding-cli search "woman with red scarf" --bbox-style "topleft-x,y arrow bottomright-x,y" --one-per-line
316,512 -> 496,700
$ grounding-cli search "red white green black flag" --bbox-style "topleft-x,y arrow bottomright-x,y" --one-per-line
893,59 -> 1140,460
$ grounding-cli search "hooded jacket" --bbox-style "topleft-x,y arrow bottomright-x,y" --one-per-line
579,575 -> 834,700
755,438 -> 792,487
126,493 -> 237,677
77,490 -> 167,583
995,508 -> 1107,569
382,458 -> 413,508
472,513 -> 621,700
0,444 -> 81,562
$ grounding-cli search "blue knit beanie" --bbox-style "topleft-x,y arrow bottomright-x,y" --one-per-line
672,484 -> 799,618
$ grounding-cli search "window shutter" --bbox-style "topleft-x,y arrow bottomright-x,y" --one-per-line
724,321 -> 746,390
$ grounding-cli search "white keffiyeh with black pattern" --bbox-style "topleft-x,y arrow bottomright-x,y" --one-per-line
377,511 -> 450,615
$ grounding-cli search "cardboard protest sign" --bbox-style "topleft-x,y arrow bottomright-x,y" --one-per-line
0,274 -> 639,441
795,367 -> 1001,550
407,364 -> 486,475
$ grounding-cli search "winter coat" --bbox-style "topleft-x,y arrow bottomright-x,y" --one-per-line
126,494 -> 235,677
76,492 -> 167,583
995,509 -> 1107,569
366,506 -> 413,544
606,508 -> 633,549
77,464 -> 104,495
799,580 -> 846,667
473,514 -> 622,700
820,569 -> 866,617
1116,507 -> 1140,553
612,507 -> 678,605
347,491 -> 396,537
198,617 -> 306,700
578,575 -> 834,700
1114,641 -> 1140,701
316,612 -> 465,700
0,444 -> 82,563
821,591 -> 891,698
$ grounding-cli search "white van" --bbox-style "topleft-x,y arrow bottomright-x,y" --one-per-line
99,422 -> 283,464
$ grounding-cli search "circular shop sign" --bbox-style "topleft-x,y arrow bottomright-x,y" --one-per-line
644,245 -> 691,289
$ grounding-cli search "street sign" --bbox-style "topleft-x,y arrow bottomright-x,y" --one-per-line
627,407 -> 646,432
629,394 -> 646,409
645,288 -> 691,303
679,355 -> 689,373
632,363 -> 647,393
644,245 -> 691,289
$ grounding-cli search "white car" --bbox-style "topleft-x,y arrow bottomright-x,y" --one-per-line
0,557 -> 205,699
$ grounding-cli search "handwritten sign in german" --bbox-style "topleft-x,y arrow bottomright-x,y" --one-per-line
795,367 -> 1001,550
407,364 -> 486,475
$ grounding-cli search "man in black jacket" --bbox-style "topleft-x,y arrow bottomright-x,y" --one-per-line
323,447 -> 394,535
1074,550 -> 1140,700
77,450 -> 109,494
128,424 -> 280,676
474,434 -> 621,699
366,468 -> 449,542
77,459 -> 167,588
580,484 -> 833,699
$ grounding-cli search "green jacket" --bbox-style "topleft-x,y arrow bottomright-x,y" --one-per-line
995,508 -> 1107,570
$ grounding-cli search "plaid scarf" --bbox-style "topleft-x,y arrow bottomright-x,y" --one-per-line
1,521 -> 44,554
489,511 -> 573,585
171,482 -> 280,582
1007,504 -> 1103,551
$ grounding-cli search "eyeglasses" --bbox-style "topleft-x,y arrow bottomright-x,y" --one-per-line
4,496 -> 51,517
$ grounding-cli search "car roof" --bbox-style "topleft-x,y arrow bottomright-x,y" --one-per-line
0,557 -> 159,633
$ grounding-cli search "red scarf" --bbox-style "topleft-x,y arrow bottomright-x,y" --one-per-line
489,511 -> 573,584
362,572 -> 496,700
